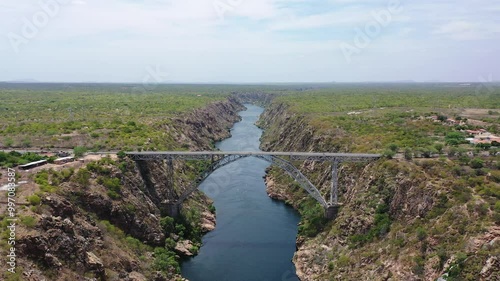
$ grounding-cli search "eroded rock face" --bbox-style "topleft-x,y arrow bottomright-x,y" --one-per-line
13,98 -> 244,280
258,101 -> 499,281
86,252 -> 105,278
126,271 -> 148,281
480,256 -> 499,279
18,215 -> 104,279
171,97 -> 245,151
43,195 -> 75,219
201,211 -> 216,232
174,240 -> 195,257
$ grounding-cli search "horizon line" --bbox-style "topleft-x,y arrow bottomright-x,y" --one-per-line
1,81 -> 498,85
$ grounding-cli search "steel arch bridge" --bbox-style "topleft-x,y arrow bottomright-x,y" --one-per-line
127,151 -> 380,219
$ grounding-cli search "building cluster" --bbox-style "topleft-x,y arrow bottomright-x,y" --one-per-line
465,130 -> 500,145
426,115 -> 467,126
425,115 -> 499,145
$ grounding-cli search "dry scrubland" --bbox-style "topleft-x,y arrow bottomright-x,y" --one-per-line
258,83 -> 500,280
0,82 -> 499,280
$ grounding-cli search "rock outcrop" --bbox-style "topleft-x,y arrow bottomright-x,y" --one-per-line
258,100 -> 500,281
8,97 -> 244,280
174,240 -> 195,257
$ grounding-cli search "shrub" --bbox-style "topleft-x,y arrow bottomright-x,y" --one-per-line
27,195 -> 41,205
20,216 -> 37,228
107,190 -> 120,200
160,216 -> 175,234
208,204 -> 216,213
73,168 -> 90,186
348,203 -> 392,247
416,227 -> 427,241
337,255 -> 350,267
469,158 -> 484,169
447,252 -> 467,278
73,146 -> 87,158
445,132 -> 466,146
298,200 -> 327,237
490,171 -> 500,183
165,238 -> 176,250
190,245 -> 199,254
383,149 -> 396,159
388,143 -> 398,152
413,255 -> 425,275
404,148 -> 413,160
152,247 -> 180,273
117,151 -> 127,159
98,177 -> 121,191
125,236 -> 147,253
434,143 -> 444,153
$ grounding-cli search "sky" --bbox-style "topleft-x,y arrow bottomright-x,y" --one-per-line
0,0 -> 499,83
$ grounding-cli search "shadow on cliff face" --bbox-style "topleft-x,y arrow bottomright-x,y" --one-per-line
8,98 -> 246,281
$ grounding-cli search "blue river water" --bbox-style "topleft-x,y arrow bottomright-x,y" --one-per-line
181,104 -> 300,281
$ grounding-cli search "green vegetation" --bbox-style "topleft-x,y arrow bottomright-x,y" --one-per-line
0,84 -> 233,151
27,194 -> 41,205
271,84 -> 499,154
348,203 -> 392,247
73,146 -> 87,158
152,247 -> 180,274
3,83 -> 499,279
260,84 -> 500,279
298,199 -> 327,237
97,176 -> 122,199
19,216 -> 37,228
98,220 -> 150,255
0,151 -> 46,168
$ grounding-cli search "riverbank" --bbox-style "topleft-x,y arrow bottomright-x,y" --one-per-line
182,104 -> 300,281
0,97 -> 245,280
257,98 -> 500,280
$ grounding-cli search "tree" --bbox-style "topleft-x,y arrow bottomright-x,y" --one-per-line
434,143 -> 444,154
117,151 -> 127,160
73,146 -> 87,158
445,132 -> 466,146
383,149 -> 396,159
388,143 -> 399,152
404,148 -> 413,160
437,115 -> 448,122
470,158 -> 484,169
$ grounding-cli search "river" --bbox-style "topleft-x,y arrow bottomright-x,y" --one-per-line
181,104 -> 300,281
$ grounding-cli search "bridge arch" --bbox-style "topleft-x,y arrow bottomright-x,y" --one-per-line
176,154 -> 328,207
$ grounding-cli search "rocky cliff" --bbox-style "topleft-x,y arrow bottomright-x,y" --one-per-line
2,98 -> 244,281
259,101 -> 500,281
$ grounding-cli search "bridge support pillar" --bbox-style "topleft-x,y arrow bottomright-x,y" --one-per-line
330,159 -> 340,205
164,202 -> 182,218
325,205 -> 340,220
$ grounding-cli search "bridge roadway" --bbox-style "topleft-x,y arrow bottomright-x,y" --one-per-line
126,151 -> 381,162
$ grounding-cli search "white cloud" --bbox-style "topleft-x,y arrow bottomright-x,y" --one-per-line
433,21 -> 496,41
0,0 -> 499,82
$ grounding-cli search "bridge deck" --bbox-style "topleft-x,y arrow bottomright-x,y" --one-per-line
126,151 -> 381,162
